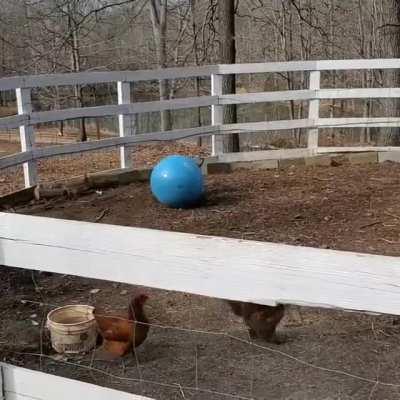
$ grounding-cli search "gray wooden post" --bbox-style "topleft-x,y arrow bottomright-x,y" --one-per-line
117,81 -> 134,169
211,74 -> 224,156
16,87 -> 37,187
0,364 -> 4,400
307,70 -> 320,150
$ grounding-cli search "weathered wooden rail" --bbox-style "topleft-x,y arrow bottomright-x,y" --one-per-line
2,58 -> 400,188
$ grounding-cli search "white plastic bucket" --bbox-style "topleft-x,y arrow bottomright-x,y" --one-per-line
47,305 -> 96,354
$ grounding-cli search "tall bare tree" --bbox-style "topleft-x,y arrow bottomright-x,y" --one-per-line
380,0 -> 400,144
219,0 -> 239,152
149,0 -> 172,131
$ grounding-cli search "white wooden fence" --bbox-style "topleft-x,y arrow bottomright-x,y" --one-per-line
2,59 -> 400,189
2,212 -> 400,399
0,363 -> 152,400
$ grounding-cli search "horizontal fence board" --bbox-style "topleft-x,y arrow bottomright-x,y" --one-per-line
218,148 -> 313,162
222,119 -> 314,133
0,151 -> 32,170
32,96 -> 218,124
1,363 -> 152,400
0,126 -> 219,169
317,146 -> 400,153
34,125 -> 218,157
218,59 -> 400,75
218,61 -> 318,74
32,105 -> 123,125
0,66 -> 218,91
315,58 -> 400,71
120,65 -> 218,81
219,90 -> 314,104
318,117 -> 400,128
217,88 -> 400,107
0,114 -> 27,130
318,88 -> 400,99
2,59 -> 400,91
2,213 -> 400,315
0,96 -> 218,129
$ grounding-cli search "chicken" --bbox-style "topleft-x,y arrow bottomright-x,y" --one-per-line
94,293 -> 149,359
227,300 -> 285,343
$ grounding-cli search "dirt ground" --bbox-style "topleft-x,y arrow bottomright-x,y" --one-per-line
3,162 -> 400,399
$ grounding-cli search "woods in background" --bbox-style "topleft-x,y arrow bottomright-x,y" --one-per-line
1,0 -> 400,147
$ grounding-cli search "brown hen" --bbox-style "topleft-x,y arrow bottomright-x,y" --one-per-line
227,300 -> 284,343
94,293 -> 149,359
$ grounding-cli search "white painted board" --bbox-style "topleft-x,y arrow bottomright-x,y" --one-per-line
319,117 -> 400,128
30,96 -> 218,126
2,59 -> 400,92
317,146 -> 400,153
318,87 -> 400,99
2,213 -> 400,315
219,89 -> 314,104
0,66 -> 218,91
0,125 -> 219,169
217,59 -> 400,74
0,115 -> 27,130
218,148 -> 312,162
0,151 -> 32,170
0,363 -> 152,400
222,118 -> 314,133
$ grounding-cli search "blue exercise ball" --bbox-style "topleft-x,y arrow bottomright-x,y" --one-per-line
150,155 -> 204,208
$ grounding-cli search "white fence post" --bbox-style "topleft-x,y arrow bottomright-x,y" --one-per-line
211,74 -> 223,156
307,70 -> 320,150
16,87 -> 37,187
117,81 -> 134,169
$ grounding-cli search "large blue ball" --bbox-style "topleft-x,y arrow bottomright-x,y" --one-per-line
150,155 -> 205,208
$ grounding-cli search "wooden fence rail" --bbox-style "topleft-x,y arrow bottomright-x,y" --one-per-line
0,363 -> 151,400
2,59 -> 400,92
2,59 -> 400,188
2,212 -> 400,315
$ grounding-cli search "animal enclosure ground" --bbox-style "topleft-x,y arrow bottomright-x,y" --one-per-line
3,162 -> 400,399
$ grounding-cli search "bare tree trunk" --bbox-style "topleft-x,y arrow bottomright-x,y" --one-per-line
329,0 -> 336,120
55,86 -> 64,136
382,0 -> 400,145
358,0 -> 371,144
96,118 -> 101,140
80,117 -> 87,141
0,36 -> 5,106
91,87 -> 101,139
219,0 -> 239,152
194,77 -> 202,146
190,0 -> 202,146
68,0 -> 86,142
149,0 -> 172,132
